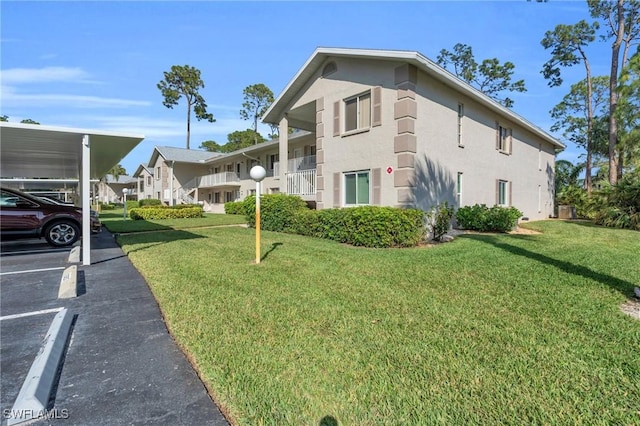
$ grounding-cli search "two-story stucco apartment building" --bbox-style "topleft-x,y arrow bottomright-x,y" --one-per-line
136,48 -> 564,220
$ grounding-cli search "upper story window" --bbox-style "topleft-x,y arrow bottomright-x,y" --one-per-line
155,167 -> 161,180
147,176 -> 152,186
457,103 -> 464,147
496,124 -> 512,154
344,92 -> 371,133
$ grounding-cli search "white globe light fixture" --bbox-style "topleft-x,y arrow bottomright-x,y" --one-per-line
250,165 -> 267,264
122,188 -> 130,219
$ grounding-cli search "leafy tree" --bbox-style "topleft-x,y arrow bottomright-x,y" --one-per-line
107,164 -> 127,182
0,116 -> 40,124
221,129 -> 266,153
550,76 -> 609,193
541,20 -> 599,192
199,140 -> 223,152
436,43 -> 526,107
588,0 -> 640,183
240,84 -> 274,145
617,48 -> 640,174
157,65 -> 216,150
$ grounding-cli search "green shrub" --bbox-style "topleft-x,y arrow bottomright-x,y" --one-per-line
594,174 -> 640,231
243,194 -> 309,231
99,203 -> 115,210
129,206 -> 203,220
426,202 -> 455,241
139,198 -> 162,207
297,206 -> 426,248
171,203 -> 202,209
225,201 -> 245,215
456,204 -> 522,232
125,200 -> 138,211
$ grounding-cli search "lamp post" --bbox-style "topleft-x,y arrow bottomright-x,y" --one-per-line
249,165 -> 266,264
123,188 -> 129,219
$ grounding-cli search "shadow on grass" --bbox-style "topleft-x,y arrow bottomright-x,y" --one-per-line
465,234 -> 635,298
116,230 -> 206,254
319,415 -> 338,426
261,242 -> 283,261
103,219 -> 173,234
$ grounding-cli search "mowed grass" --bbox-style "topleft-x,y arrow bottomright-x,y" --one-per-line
99,209 -> 246,233
116,220 -> 640,425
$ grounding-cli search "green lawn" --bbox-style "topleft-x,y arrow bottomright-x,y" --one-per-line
116,220 -> 640,425
99,209 -> 246,233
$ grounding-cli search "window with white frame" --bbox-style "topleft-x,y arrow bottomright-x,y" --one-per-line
344,92 -> 371,132
497,125 -> 511,153
457,103 -> 464,147
344,170 -> 370,205
497,180 -> 510,206
457,172 -> 463,206
214,192 -> 220,204
147,176 -> 152,186
156,167 -> 161,180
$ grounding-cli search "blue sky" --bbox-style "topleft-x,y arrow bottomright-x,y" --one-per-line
1,1 -> 611,175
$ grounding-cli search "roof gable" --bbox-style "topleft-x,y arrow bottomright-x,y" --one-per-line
263,47 -> 563,149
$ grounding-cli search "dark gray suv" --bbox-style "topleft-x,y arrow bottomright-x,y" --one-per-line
0,187 -> 101,247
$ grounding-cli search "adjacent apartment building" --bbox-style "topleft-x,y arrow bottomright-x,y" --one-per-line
136,48 -> 564,220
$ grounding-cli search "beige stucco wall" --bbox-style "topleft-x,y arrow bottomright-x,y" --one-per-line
280,56 -> 556,220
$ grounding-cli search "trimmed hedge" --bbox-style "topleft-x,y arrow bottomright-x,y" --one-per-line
139,198 -> 162,207
225,201 -> 245,215
290,206 -> 426,248
129,206 -> 203,220
241,194 -> 426,248
244,194 -> 309,231
455,204 -> 522,232
125,200 -> 138,211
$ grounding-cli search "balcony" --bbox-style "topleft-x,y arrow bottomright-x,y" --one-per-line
184,172 -> 241,191
272,155 -> 316,181
286,169 -> 316,196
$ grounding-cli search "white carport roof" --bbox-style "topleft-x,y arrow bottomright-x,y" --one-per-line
0,122 -> 144,179
0,122 -> 144,266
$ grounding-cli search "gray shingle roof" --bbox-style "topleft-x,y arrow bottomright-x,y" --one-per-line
155,146 -> 224,163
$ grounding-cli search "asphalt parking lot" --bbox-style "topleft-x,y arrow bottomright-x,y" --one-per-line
1,233 -> 229,426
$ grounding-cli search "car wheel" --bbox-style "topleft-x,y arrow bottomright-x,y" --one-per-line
44,221 -> 80,247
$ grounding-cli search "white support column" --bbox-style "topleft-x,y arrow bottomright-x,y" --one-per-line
81,135 -> 91,266
278,116 -> 289,193
169,161 -> 174,206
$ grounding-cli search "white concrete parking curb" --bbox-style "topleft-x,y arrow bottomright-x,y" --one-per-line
58,266 -> 78,299
68,246 -> 80,263
7,308 -> 73,425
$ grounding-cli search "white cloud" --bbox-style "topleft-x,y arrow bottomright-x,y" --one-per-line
1,66 -> 91,84
1,89 -> 151,108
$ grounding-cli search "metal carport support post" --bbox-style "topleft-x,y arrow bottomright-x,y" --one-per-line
82,134 -> 91,266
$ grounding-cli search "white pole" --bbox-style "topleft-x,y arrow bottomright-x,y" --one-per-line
81,135 -> 91,266
255,180 -> 261,264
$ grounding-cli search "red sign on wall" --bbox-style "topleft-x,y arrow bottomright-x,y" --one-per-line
386,167 -> 393,174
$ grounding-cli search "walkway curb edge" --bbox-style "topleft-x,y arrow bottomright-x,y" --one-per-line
7,308 -> 73,426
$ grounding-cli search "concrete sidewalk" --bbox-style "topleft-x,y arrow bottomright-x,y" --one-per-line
44,230 -> 229,425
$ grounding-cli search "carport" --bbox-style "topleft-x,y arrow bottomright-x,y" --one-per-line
0,122 -> 144,265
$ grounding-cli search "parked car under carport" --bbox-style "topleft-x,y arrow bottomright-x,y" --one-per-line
0,187 -> 101,247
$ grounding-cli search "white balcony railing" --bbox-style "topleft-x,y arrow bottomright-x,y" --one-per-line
287,169 -> 316,196
288,155 -> 316,171
184,172 -> 241,191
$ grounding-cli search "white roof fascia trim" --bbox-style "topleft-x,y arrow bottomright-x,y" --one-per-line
0,121 -> 144,139
262,47 -> 563,149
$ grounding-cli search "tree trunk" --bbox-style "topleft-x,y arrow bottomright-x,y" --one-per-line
582,51 -> 594,194
609,0 -> 625,185
253,114 -> 258,145
186,102 -> 192,150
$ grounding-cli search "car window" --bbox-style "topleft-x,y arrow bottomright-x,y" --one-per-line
0,191 -> 36,207
0,191 -> 21,207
